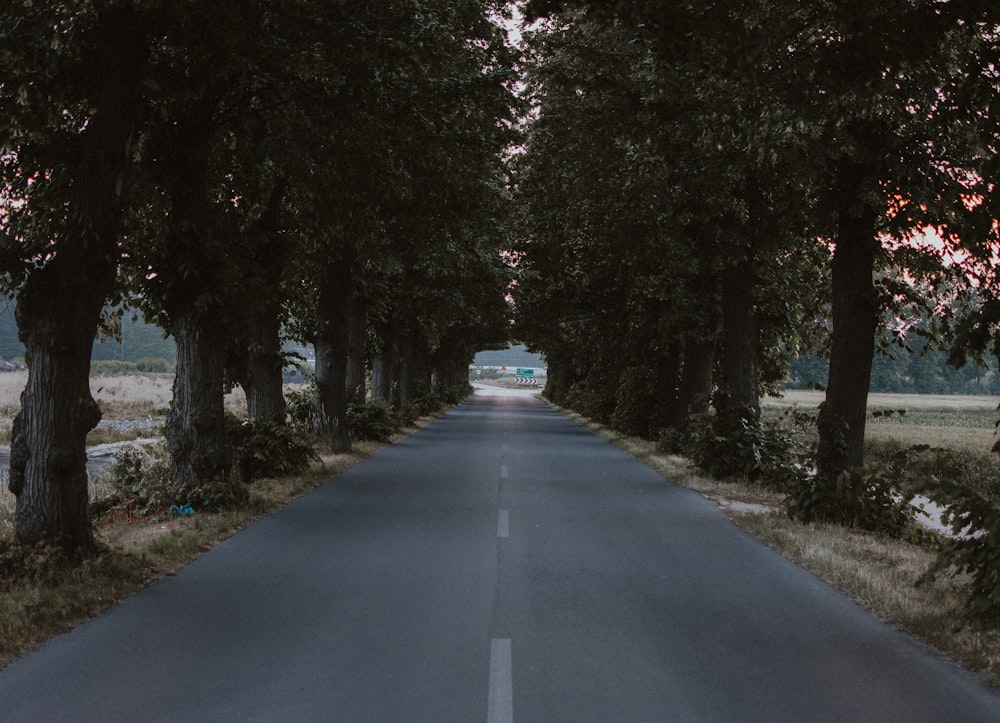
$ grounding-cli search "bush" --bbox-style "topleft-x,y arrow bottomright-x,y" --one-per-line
90,360 -> 138,376
784,440 -> 917,536
610,367 -> 660,438
285,382 -> 321,433
347,400 -> 400,442
134,357 -> 173,373
97,443 -> 173,519
784,465 -> 913,536
226,416 -> 318,483
98,436 -> 274,518
921,480 -> 1000,619
686,400 -> 806,486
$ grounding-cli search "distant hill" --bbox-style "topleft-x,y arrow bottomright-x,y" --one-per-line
473,344 -> 546,370
0,302 -> 176,364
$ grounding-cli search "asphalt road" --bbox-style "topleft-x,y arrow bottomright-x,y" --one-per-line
1,387 -> 999,722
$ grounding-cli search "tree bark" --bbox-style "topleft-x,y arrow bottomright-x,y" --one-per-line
314,264 -> 351,452
345,298 -> 367,405
168,315 -> 232,487
12,280 -> 106,552
817,215 -> 879,477
397,351 -> 414,409
673,337 -> 714,428
719,254 -> 760,415
239,304 -> 286,423
371,354 -> 391,402
9,7 -> 146,552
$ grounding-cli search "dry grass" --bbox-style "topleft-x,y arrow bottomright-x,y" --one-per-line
765,389 -> 999,456
556,397 -> 1000,687
0,371 -> 248,420
767,389 -> 998,412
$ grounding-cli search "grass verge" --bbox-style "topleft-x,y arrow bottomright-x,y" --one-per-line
556,405 -> 1000,688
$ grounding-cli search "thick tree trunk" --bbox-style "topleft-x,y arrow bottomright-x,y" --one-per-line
169,315 -> 231,487
673,338 -> 714,428
8,7 -> 146,552
719,256 -> 760,415
240,304 -> 286,423
817,216 -> 879,477
314,266 -> 351,452
314,333 -> 350,451
398,355 -> 414,409
11,278 -> 106,552
345,299 -> 367,405
371,354 -> 391,402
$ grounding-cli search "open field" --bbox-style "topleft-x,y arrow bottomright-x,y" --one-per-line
0,370 -> 248,421
765,389 -> 999,455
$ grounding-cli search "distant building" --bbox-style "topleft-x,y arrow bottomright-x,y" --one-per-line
472,344 -> 545,370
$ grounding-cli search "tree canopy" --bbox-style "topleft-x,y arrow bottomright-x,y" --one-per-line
514,1 -> 1000,486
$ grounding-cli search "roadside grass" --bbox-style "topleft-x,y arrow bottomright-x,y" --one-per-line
556,396 -> 1000,687
0,372 -> 446,668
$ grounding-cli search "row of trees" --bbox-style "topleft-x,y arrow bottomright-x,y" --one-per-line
0,1 -> 516,554
514,3 -> 1000,487
793,347 -> 1000,397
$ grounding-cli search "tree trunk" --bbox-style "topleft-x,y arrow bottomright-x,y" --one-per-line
314,333 -> 350,452
345,298 -> 367,405
9,7 -> 146,553
673,337 -> 714,428
371,354 -> 391,402
817,215 -> 879,477
719,255 -> 760,415
240,304 -> 286,423
11,279 -> 106,552
169,315 -> 231,487
395,332 -> 415,409
314,265 -> 351,452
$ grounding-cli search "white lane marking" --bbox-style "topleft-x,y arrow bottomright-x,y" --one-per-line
497,510 -> 510,538
500,464 -> 509,479
488,638 -> 513,723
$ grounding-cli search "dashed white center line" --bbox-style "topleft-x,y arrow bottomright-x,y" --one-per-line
497,509 -> 510,538
488,638 -> 513,723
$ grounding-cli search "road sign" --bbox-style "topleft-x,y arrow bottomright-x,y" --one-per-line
515,368 -> 534,377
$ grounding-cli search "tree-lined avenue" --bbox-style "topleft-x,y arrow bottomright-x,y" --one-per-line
0,387 -> 998,721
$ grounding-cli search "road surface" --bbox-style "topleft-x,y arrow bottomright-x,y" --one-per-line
1,387 -> 998,722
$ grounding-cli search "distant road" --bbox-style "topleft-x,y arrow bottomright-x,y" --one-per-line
1,387 -> 999,721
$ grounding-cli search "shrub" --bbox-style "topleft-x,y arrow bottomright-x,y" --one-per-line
285,382 -> 321,433
610,367 -> 660,438
98,437 -> 272,518
226,416 -> 318,483
784,465 -> 913,536
347,400 -> 400,442
784,440 -> 916,536
686,400 -> 806,486
921,480 -> 1000,619
134,357 -> 173,373
97,443 -> 173,519
90,360 -> 138,376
